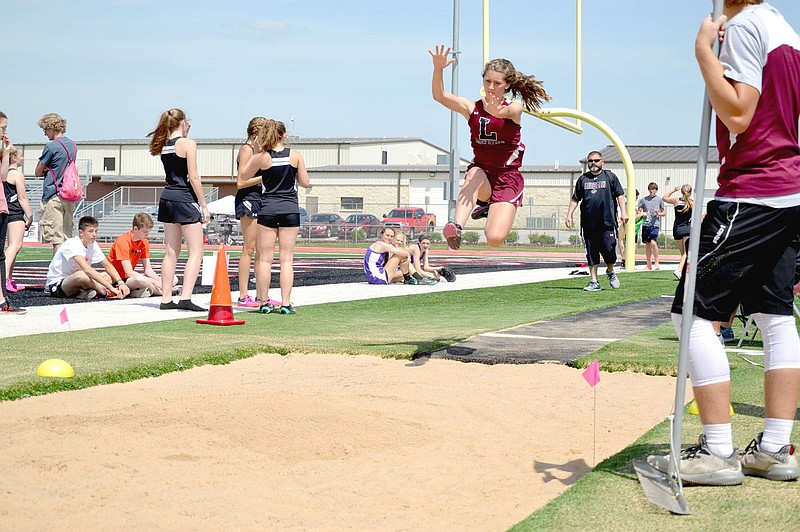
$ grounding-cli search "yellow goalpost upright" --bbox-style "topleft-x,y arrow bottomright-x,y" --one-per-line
482,0 -> 636,271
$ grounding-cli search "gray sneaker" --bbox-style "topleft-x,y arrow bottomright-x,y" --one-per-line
740,432 -> 800,481
76,289 -> 97,300
607,271 -> 620,289
647,434 -> 744,486
583,280 -> 601,292
129,287 -> 153,298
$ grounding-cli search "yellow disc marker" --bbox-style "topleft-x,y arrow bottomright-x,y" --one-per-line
36,359 -> 75,378
687,400 -> 734,416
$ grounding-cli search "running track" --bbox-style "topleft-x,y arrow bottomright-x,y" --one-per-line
8,248 -> 584,308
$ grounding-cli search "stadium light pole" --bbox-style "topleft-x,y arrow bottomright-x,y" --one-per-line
447,0 -> 460,223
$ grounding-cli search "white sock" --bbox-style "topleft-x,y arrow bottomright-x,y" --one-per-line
703,423 -> 734,457
761,418 -> 795,453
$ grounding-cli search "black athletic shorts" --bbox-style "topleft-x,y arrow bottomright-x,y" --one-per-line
672,201 -> 800,320
235,198 -> 261,220
157,198 -> 202,225
673,221 -> 691,240
582,227 -> 617,267
45,280 -> 69,298
257,212 -> 300,228
7,213 -> 25,224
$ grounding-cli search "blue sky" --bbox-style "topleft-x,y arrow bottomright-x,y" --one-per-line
4,0 -> 800,166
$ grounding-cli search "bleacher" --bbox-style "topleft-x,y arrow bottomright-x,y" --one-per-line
95,204 -> 161,242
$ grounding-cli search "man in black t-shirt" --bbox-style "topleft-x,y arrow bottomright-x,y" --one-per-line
565,150 -> 628,291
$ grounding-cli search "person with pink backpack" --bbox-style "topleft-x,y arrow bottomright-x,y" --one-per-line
34,113 -> 80,254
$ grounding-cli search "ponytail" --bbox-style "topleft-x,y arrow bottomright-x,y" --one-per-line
483,59 -> 552,112
257,119 -> 287,151
147,108 -> 186,156
679,184 -> 694,213
246,116 -> 268,140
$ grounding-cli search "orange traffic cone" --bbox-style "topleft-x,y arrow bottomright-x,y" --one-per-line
197,244 -> 246,326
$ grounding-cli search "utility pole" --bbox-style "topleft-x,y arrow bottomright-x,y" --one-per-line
447,0 -> 460,222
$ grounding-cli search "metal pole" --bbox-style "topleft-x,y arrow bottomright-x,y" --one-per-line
448,0 -> 461,222
670,0 -> 725,487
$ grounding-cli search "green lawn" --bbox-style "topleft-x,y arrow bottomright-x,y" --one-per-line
2,269 -> 797,528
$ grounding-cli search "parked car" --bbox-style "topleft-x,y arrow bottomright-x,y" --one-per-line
300,212 -> 344,238
337,213 -> 382,240
382,207 -> 437,238
299,207 -> 308,225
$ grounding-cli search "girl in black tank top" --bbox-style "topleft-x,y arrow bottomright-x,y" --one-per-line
257,147 -> 299,216
3,146 -> 33,293
160,137 -> 197,203
235,117 -> 270,308
147,108 -> 209,311
663,184 -> 694,279
237,119 -> 311,314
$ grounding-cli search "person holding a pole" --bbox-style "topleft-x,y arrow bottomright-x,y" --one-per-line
649,0 -> 800,485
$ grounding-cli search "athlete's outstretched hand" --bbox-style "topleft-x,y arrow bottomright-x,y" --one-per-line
429,45 -> 456,71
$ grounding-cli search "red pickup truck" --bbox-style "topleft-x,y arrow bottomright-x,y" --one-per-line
382,207 -> 437,238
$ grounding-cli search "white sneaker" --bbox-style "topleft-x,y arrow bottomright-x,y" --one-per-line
76,289 -> 97,300
647,434 -> 744,486
740,432 -> 800,481
607,271 -> 620,289
583,281 -> 601,292
129,287 -> 153,298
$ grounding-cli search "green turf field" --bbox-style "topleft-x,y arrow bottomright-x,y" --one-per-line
2,269 -> 798,528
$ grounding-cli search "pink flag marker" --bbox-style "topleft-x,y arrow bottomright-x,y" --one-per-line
582,359 -> 601,388
59,307 -> 69,325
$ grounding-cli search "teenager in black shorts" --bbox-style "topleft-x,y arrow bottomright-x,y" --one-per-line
148,108 -> 209,312
239,120 -> 310,314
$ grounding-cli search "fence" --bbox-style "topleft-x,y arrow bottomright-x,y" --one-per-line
292,201 -> 685,249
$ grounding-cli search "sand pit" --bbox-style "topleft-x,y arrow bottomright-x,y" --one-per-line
0,354 -> 681,530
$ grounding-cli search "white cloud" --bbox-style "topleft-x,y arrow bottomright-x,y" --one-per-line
251,20 -> 291,32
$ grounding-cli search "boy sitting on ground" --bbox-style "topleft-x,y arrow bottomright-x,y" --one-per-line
108,212 -> 175,297
45,216 -> 132,300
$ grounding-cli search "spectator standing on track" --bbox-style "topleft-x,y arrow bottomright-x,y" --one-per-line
3,146 -> 33,293
429,45 -> 551,250
239,119 -> 310,315
648,0 -> 800,486
564,150 -> 627,291
34,113 -> 77,255
663,184 -> 694,279
364,226 -> 409,285
107,212 -> 171,298
234,116 -> 270,308
45,216 -> 131,300
0,112 -> 26,314
148,108 -> 209,312
637,182 -> 666,270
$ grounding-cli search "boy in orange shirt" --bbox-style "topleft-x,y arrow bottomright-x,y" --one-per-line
108,212 -> 173,297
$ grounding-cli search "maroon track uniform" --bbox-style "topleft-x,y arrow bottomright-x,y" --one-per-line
467,99 -> 525,207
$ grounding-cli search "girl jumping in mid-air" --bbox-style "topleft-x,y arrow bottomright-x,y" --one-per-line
429,44 -> 551,249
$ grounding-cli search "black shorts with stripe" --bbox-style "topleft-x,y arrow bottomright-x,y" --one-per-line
157,198 -> 202,225
235,197 -> 261,220
672,200 -> 800,320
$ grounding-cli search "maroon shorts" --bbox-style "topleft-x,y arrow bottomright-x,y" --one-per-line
468,164 -> 524,207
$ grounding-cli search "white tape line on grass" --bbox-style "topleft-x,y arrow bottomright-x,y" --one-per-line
481,332 -> 620,342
